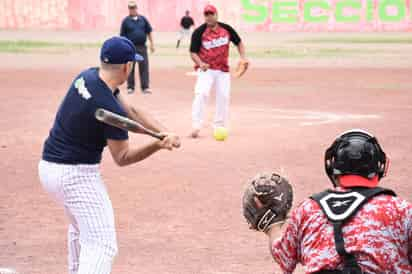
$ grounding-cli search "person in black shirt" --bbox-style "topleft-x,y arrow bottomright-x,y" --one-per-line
120,0 -> 155,94
176,10 -> 195,49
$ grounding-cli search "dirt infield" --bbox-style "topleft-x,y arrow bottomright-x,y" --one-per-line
1,32 -> 412,274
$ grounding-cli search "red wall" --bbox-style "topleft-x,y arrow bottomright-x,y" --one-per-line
1,0 -> 411,31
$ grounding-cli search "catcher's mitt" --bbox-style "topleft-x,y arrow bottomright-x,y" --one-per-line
233,59 -> 249,78
242,172 -> 293,232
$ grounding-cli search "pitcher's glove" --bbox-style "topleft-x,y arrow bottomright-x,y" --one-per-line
233,59 -> 249,78
242,172 -> 293,232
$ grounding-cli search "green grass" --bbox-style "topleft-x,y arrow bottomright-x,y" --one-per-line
293,36 -> 412,44
0,39 -> 394,59
230,47 -> 381,58
157,46 -> 386,59
0,40 -> 180,53
0,40 -> 100,53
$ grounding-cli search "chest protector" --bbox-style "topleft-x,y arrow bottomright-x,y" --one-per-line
311,187 -> 396,274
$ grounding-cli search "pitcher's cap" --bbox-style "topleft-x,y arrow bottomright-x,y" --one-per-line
204,4 -> 217,14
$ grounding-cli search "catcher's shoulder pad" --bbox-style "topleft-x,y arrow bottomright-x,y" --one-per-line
311,187 -> 396,223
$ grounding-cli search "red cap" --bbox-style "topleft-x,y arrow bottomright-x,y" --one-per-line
204,4 -> 217,14
339,175 -> 379,188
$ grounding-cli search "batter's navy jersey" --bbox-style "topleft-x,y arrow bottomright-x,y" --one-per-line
42,68 -> 128,164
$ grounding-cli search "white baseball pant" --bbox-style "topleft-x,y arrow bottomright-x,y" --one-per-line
38,160 -> 117,274
192,69 -> 231,130
178,28 -> 191,41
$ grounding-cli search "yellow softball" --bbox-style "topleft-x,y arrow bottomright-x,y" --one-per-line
213,127 -> 228,141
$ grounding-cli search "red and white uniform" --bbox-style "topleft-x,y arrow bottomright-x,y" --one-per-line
190,21 -> 241,129
197,26 -> 232,72
271,188 -> 412,273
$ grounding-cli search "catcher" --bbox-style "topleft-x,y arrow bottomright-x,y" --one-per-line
243,129 -> 412,273
189,4 -> 249,138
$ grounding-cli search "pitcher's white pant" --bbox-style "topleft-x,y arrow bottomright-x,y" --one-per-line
38,160 -> 117,274
192,69 -> 231,129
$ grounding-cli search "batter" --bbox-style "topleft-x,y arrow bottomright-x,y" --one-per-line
38,36 -> 180,274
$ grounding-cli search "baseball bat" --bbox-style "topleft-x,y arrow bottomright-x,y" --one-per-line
95,108 -> 165,140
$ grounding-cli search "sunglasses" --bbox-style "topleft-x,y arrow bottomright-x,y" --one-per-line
204,12 -> 215,16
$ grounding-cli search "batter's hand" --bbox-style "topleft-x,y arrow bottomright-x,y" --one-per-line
199,62 -> 209,72
158,132 -> 181,150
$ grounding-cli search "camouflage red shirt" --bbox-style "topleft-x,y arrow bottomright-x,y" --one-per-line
271,189 -> 412,273
190,22 -> 241,72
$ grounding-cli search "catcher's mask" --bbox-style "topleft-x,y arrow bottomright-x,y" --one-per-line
325,129 -> 388,187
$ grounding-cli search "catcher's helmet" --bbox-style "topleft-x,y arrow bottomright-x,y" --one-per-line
325,129 -> 388,187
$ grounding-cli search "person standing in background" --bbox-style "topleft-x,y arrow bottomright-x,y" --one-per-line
120,0 -> 155,94
176,10 -> 195,49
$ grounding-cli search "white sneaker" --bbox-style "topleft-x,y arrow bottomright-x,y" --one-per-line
190,129 -> 200,138
127,88 -> 135,94
142,88 -> 152,94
